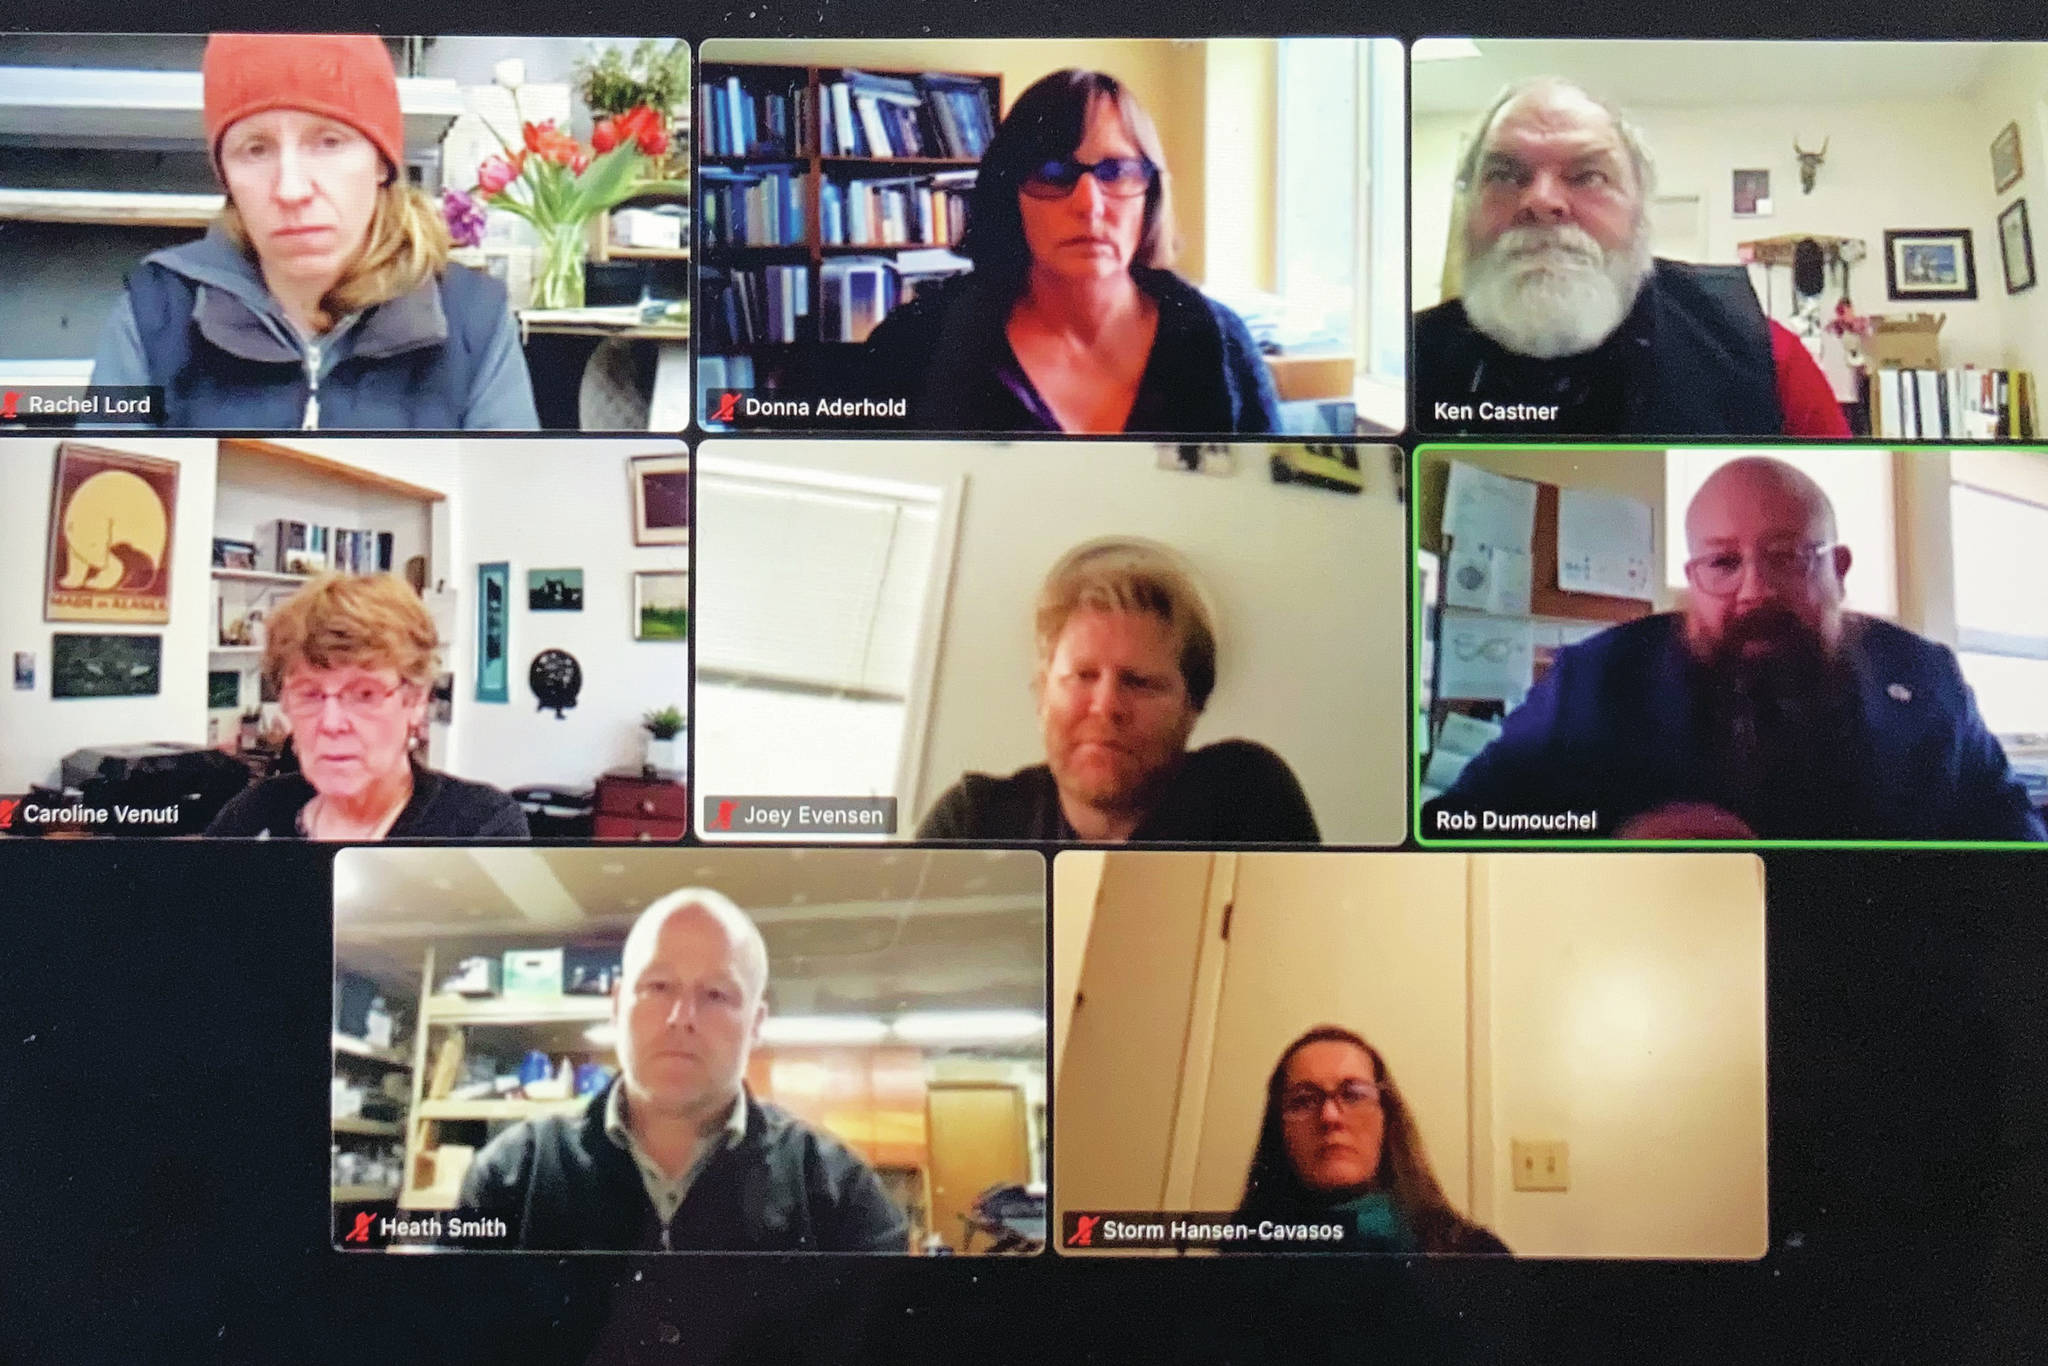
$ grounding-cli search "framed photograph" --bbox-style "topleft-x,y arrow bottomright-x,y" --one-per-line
631,454 -> 690,547
476,562 -> 510,703
527,568 -> 584,611
633,571 -> 689,641
211,538 -> 258,571
51,633 -> 161,699
1993,120 -> 2024,194
12,651 -> 33,691
1884,229 -> 1977,301
44,442 -> 179,625
2001,198 -> 2036,294
1732,168 -> 1772,217
207,670 -> 241,710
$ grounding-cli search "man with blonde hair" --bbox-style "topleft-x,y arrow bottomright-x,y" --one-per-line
916,539 -> 1319,842
461,887 -> 910,1250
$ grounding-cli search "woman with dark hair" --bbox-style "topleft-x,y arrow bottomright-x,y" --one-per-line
862,69 -> 1279,434
1231,1025 -> 1509,1255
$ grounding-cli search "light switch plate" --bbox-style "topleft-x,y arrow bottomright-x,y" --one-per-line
1511,1139 -> 1569,1191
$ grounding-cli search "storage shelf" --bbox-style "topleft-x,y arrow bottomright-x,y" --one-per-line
423,994 -> 612,1024
331,1184 -> 400,1203
0,187 -> 221,228
332,1116 -> 404,1137
416,1097 -> 589,1121
604,245 -> 691,261
212,568 -> 311,586
208,645 -> 263,657
333,1033 -> 414,1068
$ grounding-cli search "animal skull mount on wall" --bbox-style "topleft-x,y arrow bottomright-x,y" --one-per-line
1794,137 -> 1829,194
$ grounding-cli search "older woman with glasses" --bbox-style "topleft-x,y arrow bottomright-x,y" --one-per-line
862,69 -> 1279,434
206,574 -> 528,839
1229,1026 -> 1508,1255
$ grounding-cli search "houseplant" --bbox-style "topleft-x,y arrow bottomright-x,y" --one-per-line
640,705 -> 685,775
574,39 -> 691,181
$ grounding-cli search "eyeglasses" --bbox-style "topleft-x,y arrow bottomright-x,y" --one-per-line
1685,543 -> 1837,597
1280,1080 -> 1383,1121
1019,156 -> 1157,200
280,679 -> 411,719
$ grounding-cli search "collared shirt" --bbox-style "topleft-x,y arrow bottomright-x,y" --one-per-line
603,1085 -> 749,1229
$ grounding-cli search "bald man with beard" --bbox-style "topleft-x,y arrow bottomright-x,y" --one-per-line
1415,79 -> 1850,440
1426,458 -> 2044,841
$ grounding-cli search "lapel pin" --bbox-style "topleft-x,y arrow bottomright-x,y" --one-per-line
1887,683 -> 1912,703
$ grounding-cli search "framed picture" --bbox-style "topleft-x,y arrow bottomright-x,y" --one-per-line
633,571 -> 689,641
1732,168 -> 1772,217
13,651 -> 33,691
527,568 -> 584,611
1993,120 -> 2024,194
1884,229 -> 1977,301
211,538 -> 258,571
207,670 -> 241,710
476,562 -> 510,703
2001,198 -> 2036,294
51,633 -> 161,699
44,442 -> 179,625
631,454 -> 690,547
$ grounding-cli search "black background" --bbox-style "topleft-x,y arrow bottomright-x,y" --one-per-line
3,3 -> 2047,1361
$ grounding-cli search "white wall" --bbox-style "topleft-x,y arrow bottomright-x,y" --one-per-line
0,436 -> 218,791
1971,47 -> 2048,371
1415,95 -> 2021,371
1477,853 -> 1768,1259
694,440 -> 1408,845
445,440 -> 691,791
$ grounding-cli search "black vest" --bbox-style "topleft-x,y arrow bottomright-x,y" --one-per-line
126,264 -> 505,430
1414,259 -> 1783,437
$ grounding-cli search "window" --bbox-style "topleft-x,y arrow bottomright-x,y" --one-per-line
1663,449 -> 1897,618
1951,480 -> 2048,735
693,460 -> 952,804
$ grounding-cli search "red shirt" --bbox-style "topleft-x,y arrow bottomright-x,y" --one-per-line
1771,321 -> 1853,437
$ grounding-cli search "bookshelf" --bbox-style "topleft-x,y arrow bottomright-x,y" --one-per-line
697,60 -> 1000,395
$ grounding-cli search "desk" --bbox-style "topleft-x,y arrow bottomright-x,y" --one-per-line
518,309 -> 691,431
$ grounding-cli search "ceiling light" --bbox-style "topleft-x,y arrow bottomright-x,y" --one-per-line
761,1015 -> 889,1045
891,1011 -> 1045,1044
1412,38 -> 1481,62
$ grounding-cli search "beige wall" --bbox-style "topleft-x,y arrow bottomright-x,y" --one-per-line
1475,853 -> 1769,1258
1051,850 -> 1107,1086
1970,47 -> 2048,371
704,39 -> 1216,286
1053,852 -> 1772,1258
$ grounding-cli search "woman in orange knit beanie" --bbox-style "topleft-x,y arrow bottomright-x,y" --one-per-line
89,33 -> 538,430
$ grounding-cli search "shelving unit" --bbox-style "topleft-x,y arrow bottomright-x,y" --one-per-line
333,1031 -> 412,1209
696,61 -> 998,395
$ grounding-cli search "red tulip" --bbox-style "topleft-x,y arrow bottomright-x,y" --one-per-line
592,116 -> 620,154
477,153 -> 521,196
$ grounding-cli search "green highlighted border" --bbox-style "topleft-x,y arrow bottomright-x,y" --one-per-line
1408,442 -> 2047,852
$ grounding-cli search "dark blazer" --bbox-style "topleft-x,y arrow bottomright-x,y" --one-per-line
862,265 -> 1281,434
1427,613 -> 2045,842
459,1083 -> 910,1252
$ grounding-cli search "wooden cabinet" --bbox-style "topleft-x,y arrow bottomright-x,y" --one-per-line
592,766 -> 689,841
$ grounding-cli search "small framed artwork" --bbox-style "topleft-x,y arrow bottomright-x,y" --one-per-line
207,670 -> 241,710
45,442 -> 179,625
631,454 -> 690,547
211,538 -> 258,570
1732,169 -> 1772,217
1993,120 -> 2024,194
527,568 -> 584,611
633,571 -> 689,641
51,632 -> 161,699
476,561 -> 510,703
1884,229 -> 1977,301
2000,198 -> 2036,294
12,651 -> 33,691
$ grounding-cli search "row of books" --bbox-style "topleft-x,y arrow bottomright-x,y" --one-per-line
1871,367 -> 2037,440
700,68 -> 999,163
817,71 -> 997,161
700,164 -> 807,247
701,264 -> 813,348
265,519 -> 392,577
820,172 -> 975,247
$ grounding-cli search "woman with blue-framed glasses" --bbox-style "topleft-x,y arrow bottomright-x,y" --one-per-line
864,69 -> 1280,434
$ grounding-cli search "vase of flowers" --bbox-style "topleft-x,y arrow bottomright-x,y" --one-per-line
441,61 -> 672,311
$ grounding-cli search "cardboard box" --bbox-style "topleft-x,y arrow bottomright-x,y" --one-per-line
1865,312 -> 1945,370
501,949 -> 564,998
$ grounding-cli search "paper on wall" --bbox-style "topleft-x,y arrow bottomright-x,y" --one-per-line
1442,461 -> 1537,554
1435,711 -> 1502,758
1557,487 -> 1655,601
1437,612 -> 1535,703
1443,543 -> 1532,616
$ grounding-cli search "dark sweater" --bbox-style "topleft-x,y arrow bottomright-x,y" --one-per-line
204,763 -> 529,839
862,266 -> 1281,434
459,1084 -> 910,1252
916,738 -> 1320,843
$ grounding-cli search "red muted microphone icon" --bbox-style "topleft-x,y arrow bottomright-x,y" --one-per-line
343,1212 -> 373,1244
1,392 -> 20,419
708,799 -> 737,831
710,392 -> 741,423
0,798 -> 20,830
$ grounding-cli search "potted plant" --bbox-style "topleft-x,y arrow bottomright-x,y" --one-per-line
641,705 -> 685,775
574,40 -> 692,180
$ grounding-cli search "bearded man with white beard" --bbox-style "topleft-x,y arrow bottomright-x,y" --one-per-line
1414,79 -> 1850,438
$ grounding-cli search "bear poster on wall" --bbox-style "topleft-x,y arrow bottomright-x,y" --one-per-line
44,443 -> 179,624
